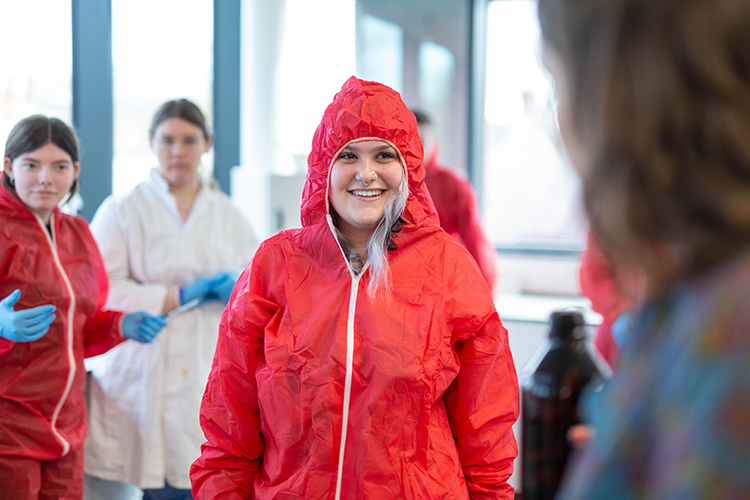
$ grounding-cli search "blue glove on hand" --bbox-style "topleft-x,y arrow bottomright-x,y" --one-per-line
0,289 -> 56,342
122,312 -> 167,343
208,271 -> 239,304
611,312 -> 633,348
179,278 -> 213,305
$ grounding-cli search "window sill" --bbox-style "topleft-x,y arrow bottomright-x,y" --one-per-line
495,292 -> 601,325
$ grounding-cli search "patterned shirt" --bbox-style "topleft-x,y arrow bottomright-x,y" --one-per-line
556,250 -> 750,500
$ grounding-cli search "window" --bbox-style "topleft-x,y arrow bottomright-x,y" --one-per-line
0,0 -> 72,144
355,0 -> 471,183
419,41 -> 455,136
357,14 -> 404,94
111,0 -> 213,195
482,0 -> 587,250
273,0 -> 356,174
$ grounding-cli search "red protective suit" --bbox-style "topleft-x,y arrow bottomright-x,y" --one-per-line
424,147 -> 499,294
0,186 -> 125,463
191,77 -> 519,500
578,231 -> 634,369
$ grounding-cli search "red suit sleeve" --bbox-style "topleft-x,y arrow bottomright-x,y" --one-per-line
443,250 -> 519,499
190,264 -> 269,499
83,311 -> 125,358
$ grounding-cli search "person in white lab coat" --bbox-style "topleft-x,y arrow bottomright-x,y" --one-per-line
83,99 -> 259,500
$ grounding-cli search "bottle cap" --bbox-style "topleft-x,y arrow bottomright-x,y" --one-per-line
548,310 -> 585,340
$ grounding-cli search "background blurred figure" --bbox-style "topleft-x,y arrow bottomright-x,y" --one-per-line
539,0 -> 750,497
191,77 -> 518,499
84,99 -> 258,500
0,115 -> 164,499
412,110 -> 500,295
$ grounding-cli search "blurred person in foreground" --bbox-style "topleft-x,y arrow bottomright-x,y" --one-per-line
539,0 -> 750,497
84,99 -> 258,500
412,110 -> 500,295
190,77 -> 519,499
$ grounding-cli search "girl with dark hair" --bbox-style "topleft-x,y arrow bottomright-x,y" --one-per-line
84,99 -> 258,500
0,115 -> 166,499
538,0 -> 750,497
190,77 -> 519,499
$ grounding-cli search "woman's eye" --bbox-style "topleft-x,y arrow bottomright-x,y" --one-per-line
22,163 -> 37,170
378,152 -> 396,160
55,164 -> 69,171
185,138 -> 196,145
338,152 -> 356,161
161,138 -> 173,145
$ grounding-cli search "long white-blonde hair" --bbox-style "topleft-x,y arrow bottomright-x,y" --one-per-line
332,174 -> 408,299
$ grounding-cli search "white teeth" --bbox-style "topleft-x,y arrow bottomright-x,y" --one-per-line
351,190 -> 383,197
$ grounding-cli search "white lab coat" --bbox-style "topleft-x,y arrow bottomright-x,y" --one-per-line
84,169 -> 259,490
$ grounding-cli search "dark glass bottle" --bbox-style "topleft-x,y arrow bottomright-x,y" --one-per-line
520,311 -> 605,500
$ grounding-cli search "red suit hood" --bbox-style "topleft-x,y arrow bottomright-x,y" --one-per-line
301,76 -> 439,230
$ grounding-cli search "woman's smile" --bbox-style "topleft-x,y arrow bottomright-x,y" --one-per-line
329,139 -> 405,245
349,189 -> 385,198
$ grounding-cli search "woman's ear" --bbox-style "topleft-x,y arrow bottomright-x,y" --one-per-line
73,161 -> 81,181
3,156 -> 13,180
204,135 -> 214,153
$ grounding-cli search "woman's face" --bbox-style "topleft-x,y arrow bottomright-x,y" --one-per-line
151,117 -> 212,189
3,142 -> 79,224
542,43 -> 589,175
329,140 -> 404,242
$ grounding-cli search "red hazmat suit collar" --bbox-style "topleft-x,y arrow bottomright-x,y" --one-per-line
300,76 -> 439,230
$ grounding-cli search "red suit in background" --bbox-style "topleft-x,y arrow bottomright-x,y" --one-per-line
578,230 -> 638,370
423,145 -> 500,294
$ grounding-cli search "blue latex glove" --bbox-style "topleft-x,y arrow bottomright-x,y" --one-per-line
611,312 -> 633,348
179,277 -> 214,305
0,289 -> 56,342
122,312 -> 167,343
208,271 -> 239,304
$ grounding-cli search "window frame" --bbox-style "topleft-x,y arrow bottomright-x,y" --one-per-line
470,0 -> 586,257
71,0 -> 239,221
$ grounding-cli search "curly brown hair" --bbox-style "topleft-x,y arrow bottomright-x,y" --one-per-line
539,0 -> 750,290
